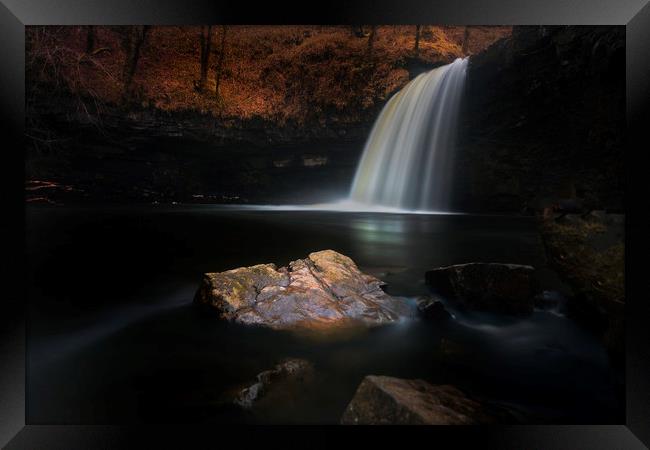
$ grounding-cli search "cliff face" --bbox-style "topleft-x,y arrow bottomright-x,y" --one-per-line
453,26 -> 625,213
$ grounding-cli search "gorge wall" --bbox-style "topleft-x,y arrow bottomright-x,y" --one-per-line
452,26 -> 625,213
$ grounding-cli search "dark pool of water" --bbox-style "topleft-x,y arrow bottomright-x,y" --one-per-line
26,205 -> 624,424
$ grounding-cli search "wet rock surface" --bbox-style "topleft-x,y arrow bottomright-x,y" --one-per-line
416,296 -> 452,321
194,250 -> 414,329
340,375 -> 496,425
533,289 -> 567,311
233,358 -> 315,409
425,262 -> 536,314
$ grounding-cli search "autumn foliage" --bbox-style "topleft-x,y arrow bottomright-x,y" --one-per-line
26,25 -> 510,125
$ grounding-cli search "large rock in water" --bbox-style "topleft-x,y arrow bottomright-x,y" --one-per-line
425,263 -> 536,314
340,376 -> 495,425
194,250 -> 413,329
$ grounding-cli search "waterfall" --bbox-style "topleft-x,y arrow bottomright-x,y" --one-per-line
349,57 -> 468,211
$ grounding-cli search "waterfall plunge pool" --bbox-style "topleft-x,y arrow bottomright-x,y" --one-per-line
27,204 -> 624,424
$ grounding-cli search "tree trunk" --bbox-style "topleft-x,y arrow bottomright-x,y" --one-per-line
366,25 -> 377,57
462,26 -> 470,54
351,25 -> 365,38
86,26 -> 95,54
198,25 -> 213,92
414,25 -> 421,58
214,25 -> 228,98
122,25 -> 150,97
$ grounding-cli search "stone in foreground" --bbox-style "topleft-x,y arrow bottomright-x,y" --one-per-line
340,375 -> 495,425
234,358 -> 314,409
425,262 -> 536,314
194,250 -> 413,329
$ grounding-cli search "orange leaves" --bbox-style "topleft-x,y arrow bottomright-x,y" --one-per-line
27,25 -> 510,124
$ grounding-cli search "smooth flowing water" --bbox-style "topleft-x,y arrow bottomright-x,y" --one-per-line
350,58 -> 468,211
26,205 -> 623,424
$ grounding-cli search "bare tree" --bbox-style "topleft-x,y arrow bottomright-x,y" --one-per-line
198,26 -> 213,92
351,25 -> 366,38
86,26 -> 96,54
121,25 -> 150,97
462,26 -> 471,54
366,25 -> 377,57
414,25 -> 422,58
214,25 -> 228,98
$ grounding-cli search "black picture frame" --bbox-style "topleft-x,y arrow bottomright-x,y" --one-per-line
1,0 -> 648,448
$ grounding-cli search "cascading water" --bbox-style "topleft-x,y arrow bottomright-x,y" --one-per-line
349,57 -> 468,211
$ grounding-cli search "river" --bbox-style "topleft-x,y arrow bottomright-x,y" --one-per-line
26,205 -> 624,424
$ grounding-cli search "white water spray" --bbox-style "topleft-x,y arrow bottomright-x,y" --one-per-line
349,58 -> 468,211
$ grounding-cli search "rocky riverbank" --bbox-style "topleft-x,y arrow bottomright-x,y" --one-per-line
454,26 -> 625,213
539,212 -> 625,364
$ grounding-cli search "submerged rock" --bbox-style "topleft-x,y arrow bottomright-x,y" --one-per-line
194,250 -> 413,329
234,358 -> 315,409
533,289 -> 567,311
340,375 -> 495,425
425,263 -> 536,314
416,296 -> 451,321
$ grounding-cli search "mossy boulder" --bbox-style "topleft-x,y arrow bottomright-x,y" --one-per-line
194,250 -> 413,329
425,262 -> 536,314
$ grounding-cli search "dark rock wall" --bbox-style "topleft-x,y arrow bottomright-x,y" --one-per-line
26,104 -> 371,204
453,26 -> 625,213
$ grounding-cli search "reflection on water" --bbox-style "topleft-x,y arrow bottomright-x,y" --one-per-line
350,215 -> 406,255
346,212 -> 456,273
212,199 -> 464,215
26,205 -> 623,424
